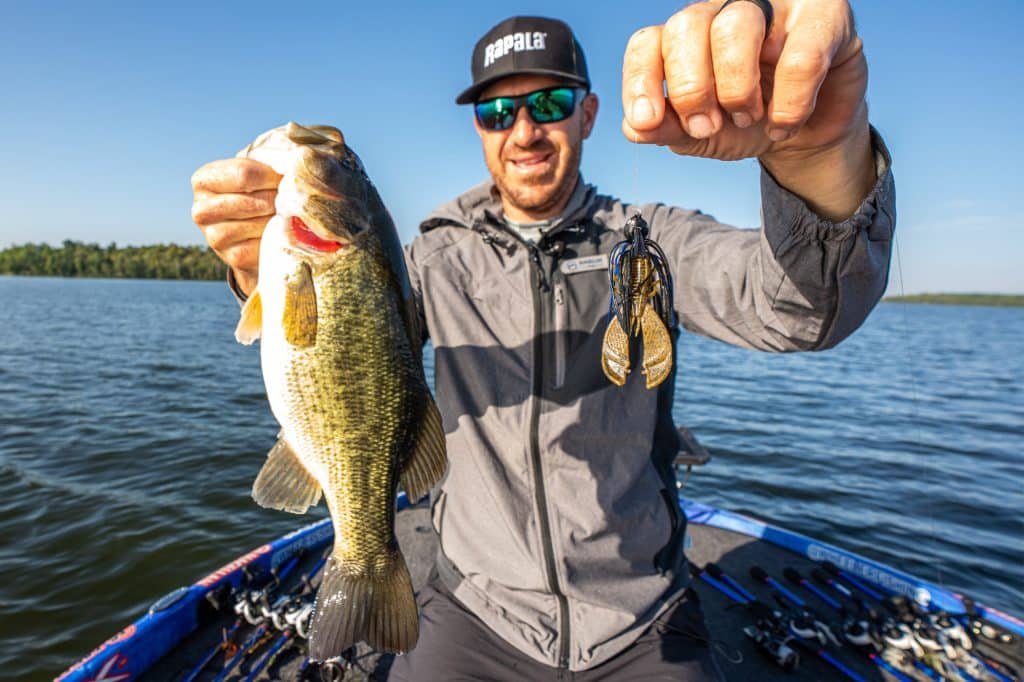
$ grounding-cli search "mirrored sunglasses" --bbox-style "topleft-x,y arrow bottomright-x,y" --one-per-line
474,86 -> 588,131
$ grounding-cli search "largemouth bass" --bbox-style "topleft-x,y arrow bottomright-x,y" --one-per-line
233,122 -> 447,659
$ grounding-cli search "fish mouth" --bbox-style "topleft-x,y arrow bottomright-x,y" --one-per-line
289,216 -> 345,253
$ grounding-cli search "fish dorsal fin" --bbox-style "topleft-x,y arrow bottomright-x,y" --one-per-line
235,288 -> 263,345
252,437 -> 322,514
284,262 -> 317,348
399,400 -> 448,503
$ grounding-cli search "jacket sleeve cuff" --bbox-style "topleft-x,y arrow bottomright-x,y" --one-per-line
227,267 -> 249,305
760,126 -> 895,254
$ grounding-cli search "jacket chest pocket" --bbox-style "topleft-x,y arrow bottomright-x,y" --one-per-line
549,270 -> 611,393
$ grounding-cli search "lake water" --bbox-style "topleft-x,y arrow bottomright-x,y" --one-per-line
1,276 -> 1021,680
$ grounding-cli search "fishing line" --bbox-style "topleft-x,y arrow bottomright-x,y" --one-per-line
632,127 -> 641,207
892,231 -> 944,594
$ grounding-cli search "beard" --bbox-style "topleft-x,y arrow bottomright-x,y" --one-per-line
492,138 -> 583,219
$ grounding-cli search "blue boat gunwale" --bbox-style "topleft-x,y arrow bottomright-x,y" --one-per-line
56,493 -> 1023,681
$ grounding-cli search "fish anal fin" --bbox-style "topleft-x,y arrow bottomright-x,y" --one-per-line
601,316 -> 630,387
640,304 -> 673,390
399,400 -> 448,503
309,550 -> 418,660
283,262 -> 317,348
251,438 -> 322,514
235,288 -> 263,345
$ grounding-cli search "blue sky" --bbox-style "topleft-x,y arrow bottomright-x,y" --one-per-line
1,1 -> 1021,294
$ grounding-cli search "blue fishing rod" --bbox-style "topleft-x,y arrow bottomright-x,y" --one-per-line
750,565 -> 845,649
705,563 -> 756,602
787,567 -> 884,651
749,565 -> 806,609
812,564 -> 1011,682
697,563 -> 871,680
213,551 -> 330,682
689,563 -> 799,671
785,567 -> 844,611
782,566 -> 923,682
240,558 -> 327,682
183,551 -> 305,682
821,560 -> 884,601
244,632 -> 293,682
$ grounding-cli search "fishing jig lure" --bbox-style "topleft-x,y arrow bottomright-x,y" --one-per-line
601,213 -> 676,389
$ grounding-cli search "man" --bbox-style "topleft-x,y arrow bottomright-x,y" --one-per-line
192,4 -> 893,679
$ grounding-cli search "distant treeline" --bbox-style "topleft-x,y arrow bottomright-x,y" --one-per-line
0,240 -> 227,280
885,293 -> 1024,308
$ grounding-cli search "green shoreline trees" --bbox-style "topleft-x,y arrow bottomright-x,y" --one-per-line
2,242 -> 1021,306
884,293 -> 1024,307
0,240 -> 227,281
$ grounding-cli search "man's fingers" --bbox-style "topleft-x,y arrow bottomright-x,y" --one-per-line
710,0 -> 767,128
622,26 -> 666,131
201,219 -> 267,254
624,107 -> 772,160
623,105 -> 688,146
200,219 -> 266,273
218,238 -> 262,278
662,3 -> 723,139
191,158 -> 282,194
766,26 -> 836,140
192,189 -> 277,226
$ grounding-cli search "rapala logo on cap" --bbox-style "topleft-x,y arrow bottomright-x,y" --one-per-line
484,32 -> 547,68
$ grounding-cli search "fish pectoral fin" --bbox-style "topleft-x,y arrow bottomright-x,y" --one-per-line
601,316 -> 631,386
309,551 -> 418,660
640,304 -> 673,390
399,400 -> 448,503
234,288 -> 263,345
251,437 -> 322,514
283,262 -> 317,348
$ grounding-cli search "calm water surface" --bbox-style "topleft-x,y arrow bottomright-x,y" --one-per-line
1,276 -> 1021,680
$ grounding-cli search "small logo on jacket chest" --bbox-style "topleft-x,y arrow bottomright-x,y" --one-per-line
560,254 -> 608,275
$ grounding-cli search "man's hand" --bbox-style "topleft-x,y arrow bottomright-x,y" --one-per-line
191,159 -> 282,296
622,0 -> 875,221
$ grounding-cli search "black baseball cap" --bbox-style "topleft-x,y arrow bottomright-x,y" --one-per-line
455,16 -> 590,105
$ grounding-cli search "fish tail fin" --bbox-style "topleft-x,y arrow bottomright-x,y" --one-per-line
308,548 -> 418,660
399,399 -> 448,502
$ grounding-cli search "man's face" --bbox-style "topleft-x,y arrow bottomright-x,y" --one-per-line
474,74 -> 598,222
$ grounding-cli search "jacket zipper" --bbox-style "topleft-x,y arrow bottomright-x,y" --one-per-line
526,243 -> 571,668
553,283 -> 567,389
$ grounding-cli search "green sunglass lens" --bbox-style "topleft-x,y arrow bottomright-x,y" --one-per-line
476,99 -> 516,131
529,89 -> 575,123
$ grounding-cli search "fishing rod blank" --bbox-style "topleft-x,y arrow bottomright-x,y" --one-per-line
183,551 -> 305,682
784,567 -> 843,610
706,562 -> 756,602
822,560 -> 883,601
750,565 -> 805,609
212,550 -> 328,682
688,564 -> 800,671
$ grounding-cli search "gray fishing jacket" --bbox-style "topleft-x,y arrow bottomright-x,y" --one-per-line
403,129 -> 895,671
